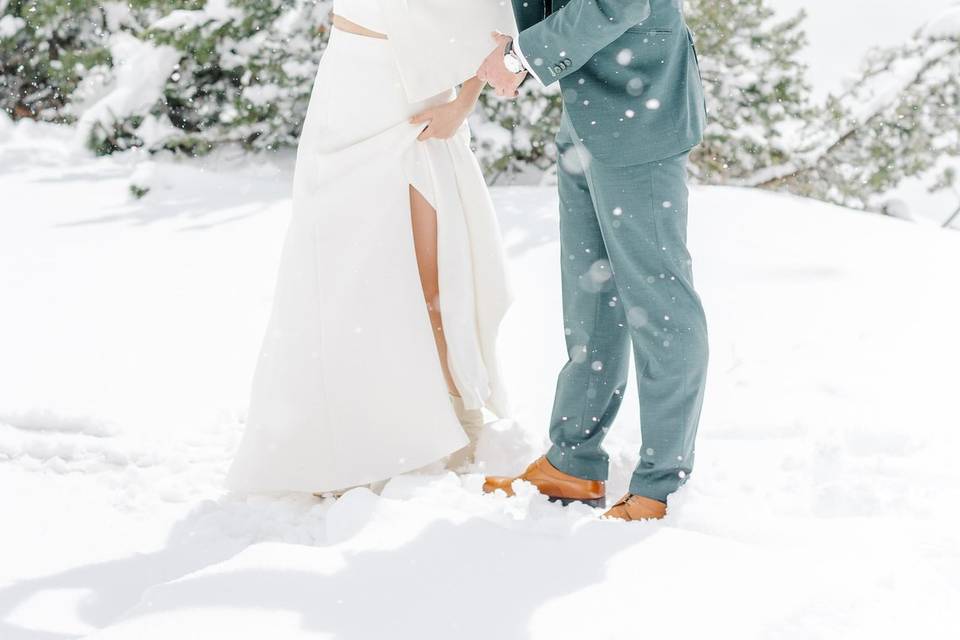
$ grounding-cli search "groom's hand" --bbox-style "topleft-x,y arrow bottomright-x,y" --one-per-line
477,33 -> 527,99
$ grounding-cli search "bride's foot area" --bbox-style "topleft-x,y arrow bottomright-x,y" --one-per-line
313,479 -> 387,499
446,394 -> 484,471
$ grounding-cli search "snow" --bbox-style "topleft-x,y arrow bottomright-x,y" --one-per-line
768,0 -> 957,99
923,5 -> 960,38
739,28 -> 957,193
149,0 -> 242,31
2,122 -> 960,638
149,10 -> 213,31
73,33 -> 180,146
242,84 -> 282,106
0,14 -> 24,38
765,0 -> 960,224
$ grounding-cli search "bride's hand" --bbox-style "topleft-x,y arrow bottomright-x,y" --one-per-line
409,97 -> 473,141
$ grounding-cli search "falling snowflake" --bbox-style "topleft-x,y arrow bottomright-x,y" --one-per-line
570,344 -> 588,363
627,306 -> 649,328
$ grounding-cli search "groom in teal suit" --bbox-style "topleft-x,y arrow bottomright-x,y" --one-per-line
479,0 -> 709,521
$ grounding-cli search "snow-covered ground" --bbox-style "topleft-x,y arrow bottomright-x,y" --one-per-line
2,120 -> 960,639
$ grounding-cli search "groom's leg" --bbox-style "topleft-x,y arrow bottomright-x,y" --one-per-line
545,140 -> 632,482
587,151 -> 709,502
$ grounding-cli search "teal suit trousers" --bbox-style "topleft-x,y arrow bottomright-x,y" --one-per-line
545,115 -> 709,502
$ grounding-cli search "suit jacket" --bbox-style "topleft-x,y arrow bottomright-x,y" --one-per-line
513,0 -> 706,166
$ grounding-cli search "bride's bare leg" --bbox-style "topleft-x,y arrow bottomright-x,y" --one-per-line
409,185 -> 459,397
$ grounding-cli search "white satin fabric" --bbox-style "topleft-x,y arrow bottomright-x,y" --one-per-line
333,0 -> 388,33
334,0 -> 518,102
226,25 -> 513,493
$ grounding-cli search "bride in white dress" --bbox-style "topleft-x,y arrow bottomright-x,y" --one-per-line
227,0 -> 517,493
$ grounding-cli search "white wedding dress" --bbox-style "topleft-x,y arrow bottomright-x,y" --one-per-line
226,0 -> 516,493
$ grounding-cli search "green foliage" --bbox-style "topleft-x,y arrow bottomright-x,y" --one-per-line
474,0 -> 816,183
472,80 -> 563,180
88,114 -> 144,155
0,0 -> 331,154
3,0 -> 815,174
0,0 -> 113,121
113,0 -> 332,154
4,0 -> 956,217
129,182 -> 151,198
760,34 -> 960,210
684,0 -> 814,183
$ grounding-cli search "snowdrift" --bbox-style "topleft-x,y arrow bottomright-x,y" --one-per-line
1,123 -> 959,638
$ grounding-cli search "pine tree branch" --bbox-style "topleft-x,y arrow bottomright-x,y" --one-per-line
943,203 -> 960,229
741,40 -> 959,190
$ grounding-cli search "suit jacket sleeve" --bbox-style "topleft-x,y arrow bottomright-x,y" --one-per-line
517,0 -> 651,85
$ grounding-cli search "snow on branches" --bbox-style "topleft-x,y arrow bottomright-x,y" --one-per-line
2,0 -> 958,219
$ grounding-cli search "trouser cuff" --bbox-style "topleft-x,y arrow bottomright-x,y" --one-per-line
628,471 -> 687,503
546,446 -> 608,482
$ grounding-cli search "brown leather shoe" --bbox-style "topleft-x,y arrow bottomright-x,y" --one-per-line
483,455 -> 606,508
603,493 -> 667,521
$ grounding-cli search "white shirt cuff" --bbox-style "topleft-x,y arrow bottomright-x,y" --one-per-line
512,38 -> 544,86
